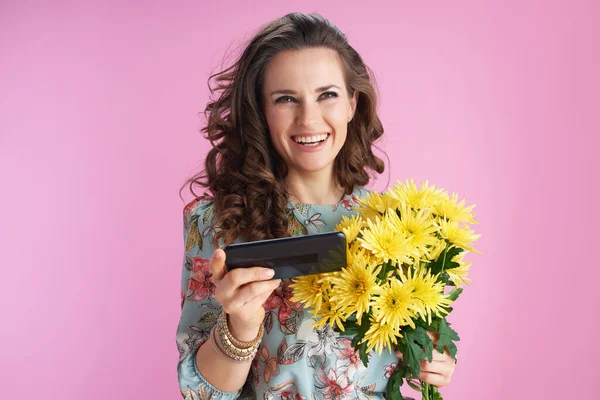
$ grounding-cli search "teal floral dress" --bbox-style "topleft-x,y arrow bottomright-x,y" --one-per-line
176,187 -> 400,399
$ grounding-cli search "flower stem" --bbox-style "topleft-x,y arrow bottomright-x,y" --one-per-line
440,242 -> 448,273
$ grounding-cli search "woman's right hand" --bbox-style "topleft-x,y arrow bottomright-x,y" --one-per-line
209,248 -> 281,342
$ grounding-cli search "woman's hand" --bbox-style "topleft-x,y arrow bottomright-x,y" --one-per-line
209,248 -> 281,341
395,331 -> 456,388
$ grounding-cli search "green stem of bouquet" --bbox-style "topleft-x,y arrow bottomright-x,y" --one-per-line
421,382 -> 441,400
440,242 -> 448,273
422,382 -> 430,400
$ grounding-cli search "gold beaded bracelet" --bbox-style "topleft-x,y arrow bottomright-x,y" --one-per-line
216,311 -> 264,349
211,311 -> 263,362
210,326 -> 257,363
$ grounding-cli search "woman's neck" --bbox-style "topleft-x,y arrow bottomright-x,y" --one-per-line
285,171 -> 345,205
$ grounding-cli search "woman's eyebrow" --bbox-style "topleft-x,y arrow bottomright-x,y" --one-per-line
269,85 -> 340,96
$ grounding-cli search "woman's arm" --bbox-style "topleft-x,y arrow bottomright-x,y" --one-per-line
195,249 -> 280,391
177,200 -> 279,396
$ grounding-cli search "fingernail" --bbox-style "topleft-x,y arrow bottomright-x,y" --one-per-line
264,269 -> 275,278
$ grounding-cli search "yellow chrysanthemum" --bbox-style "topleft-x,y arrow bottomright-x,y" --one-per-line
402,268 -> 452,324
335,214 -> 363,244
386,204 -> 438,261
370,279 -> 419,329
361,316 -> 401,355
434,219 -> 482,253
290,274 -> 328,312
355,191 -> 398,223
329,252 -> 381,322
388,179 -> 448,211
357,215 -> 414,265
446,252 -> 472,287
426,239 -> 446,262
310,293 -> 348,332
432,192 -> 478,225
358,191 -> 401,214
348,241 -> 379,268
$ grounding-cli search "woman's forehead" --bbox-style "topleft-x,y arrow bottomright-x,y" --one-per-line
263,48 -> 346,93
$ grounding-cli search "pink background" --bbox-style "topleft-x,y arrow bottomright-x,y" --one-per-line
1,1 -> 598,399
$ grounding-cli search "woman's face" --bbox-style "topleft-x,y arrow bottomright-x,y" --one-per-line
262,47 -> 358,177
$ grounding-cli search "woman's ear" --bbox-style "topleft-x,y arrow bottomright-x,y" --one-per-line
349,90 -> 358,122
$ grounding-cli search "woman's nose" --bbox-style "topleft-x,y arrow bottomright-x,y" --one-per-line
295,101 -> 321,127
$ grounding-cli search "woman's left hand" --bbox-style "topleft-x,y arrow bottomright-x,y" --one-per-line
395,331 -> 456,388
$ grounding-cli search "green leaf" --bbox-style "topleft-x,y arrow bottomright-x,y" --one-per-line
376,260 -> 394,284
436,318 -> 460,360
336,320 -> 359,335
398,326 -> 434,377
447,288 -> 463,302
437,272 -> 455,286
386,367 -> 406,400
429,245 -> 463,275
350,313 -> 372,367
357,339 -> 369,367
397,363 -> 412,379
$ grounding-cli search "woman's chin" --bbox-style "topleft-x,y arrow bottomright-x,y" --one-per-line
287,160 -> 336,176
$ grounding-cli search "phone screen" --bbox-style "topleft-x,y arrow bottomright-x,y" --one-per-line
224,232 -> 346,279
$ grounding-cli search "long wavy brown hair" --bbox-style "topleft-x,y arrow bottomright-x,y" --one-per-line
180,12 -> 386,247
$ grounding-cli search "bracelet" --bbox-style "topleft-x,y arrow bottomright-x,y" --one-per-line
216,311 -> 264,349
210,326 -> 256,363
211,311 -> 263,362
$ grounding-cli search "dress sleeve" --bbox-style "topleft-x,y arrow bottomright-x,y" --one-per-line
176,199 -> 241,399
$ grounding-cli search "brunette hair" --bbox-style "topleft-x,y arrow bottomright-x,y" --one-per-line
180,12 -> 385,247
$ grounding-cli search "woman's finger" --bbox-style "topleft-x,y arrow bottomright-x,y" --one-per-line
222,266 -> 276,289
420,359 -> 448,374
232,279 -> 281,309
209,249 -> 227,282
419,371 -> 450,388
430,347 -> 450,362
239,281 -> 281,312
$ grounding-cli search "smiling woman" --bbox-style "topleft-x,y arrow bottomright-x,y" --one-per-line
262,47 -> 358,184
180,12 -> 384,248
176,11 -> 455,400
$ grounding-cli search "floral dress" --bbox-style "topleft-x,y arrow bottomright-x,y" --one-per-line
176,187 -> 399,400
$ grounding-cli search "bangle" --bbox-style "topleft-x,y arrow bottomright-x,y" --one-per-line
217,311 -> 264,349
216,324 -> 257,356
212,311 -> 263,362
210,326 -> 256,363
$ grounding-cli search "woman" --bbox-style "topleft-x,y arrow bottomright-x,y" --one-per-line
177,12 -> 456,399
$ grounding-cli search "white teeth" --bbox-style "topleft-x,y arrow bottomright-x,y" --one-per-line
293,133 -> 328,144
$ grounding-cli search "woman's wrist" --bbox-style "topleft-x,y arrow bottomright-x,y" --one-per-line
227,313 -> 263,342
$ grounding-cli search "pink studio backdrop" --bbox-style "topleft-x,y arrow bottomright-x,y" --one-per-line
1,1 -> 598,399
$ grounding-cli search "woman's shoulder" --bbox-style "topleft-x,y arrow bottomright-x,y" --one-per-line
182,194 -> 220,255
183,193 -> 215,220
182,194 -> 217,237
183,193 -> 215,215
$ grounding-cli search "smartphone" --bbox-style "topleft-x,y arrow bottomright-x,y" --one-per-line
223,231 -> 347,279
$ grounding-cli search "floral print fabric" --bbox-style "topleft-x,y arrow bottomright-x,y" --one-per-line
176,187 -> 399,399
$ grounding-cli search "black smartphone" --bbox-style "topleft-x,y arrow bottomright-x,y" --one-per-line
223,231 -> 347,279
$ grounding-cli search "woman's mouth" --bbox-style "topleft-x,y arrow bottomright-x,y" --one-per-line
291,133 -> 330,147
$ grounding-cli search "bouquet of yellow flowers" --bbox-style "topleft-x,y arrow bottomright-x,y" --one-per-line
290,179 -> 481,400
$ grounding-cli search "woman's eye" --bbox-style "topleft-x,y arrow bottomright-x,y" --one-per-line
274,92 -> 338,104
275,96 -> 295,104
